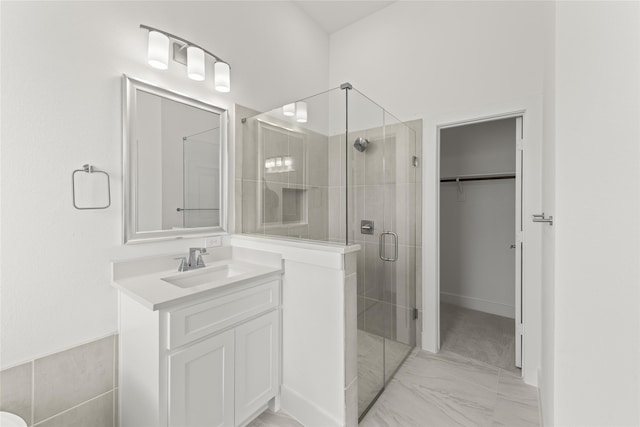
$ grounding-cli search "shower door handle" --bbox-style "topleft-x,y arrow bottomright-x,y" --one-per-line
379,231 -> 398,262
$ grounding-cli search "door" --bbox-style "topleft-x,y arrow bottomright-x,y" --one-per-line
379,111 -> 417,381
169,329 -> 234,427
515,117 -> 524,368
183,130 -> 221,228
235,310 -> 280,425
351,92 -> 418,420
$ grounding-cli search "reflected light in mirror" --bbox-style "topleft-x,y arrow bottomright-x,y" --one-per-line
187,46 -> 205,81
214,62 -> 231,92
283,103 -> 295,117
295,101 -> 307,123
148,31 -> 169,70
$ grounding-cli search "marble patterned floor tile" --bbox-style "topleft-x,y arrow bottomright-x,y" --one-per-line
358,330 -> 413,417
492,396 -> 540,427
361,375 -> 494,427
246,409 -> 303,427
362,349 -> 540,427
404,350 -> 500,394
358,331 -> 385,416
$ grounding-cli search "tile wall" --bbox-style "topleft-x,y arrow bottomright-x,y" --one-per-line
0,335 -> 118,427
329,120 -> 423,347
236,105 -> 330,241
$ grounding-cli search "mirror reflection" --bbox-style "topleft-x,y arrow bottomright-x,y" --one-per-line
124,76 -> 227,243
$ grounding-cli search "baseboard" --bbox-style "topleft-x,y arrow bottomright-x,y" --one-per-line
440,292 -> 515,318
280,384 -> 342,427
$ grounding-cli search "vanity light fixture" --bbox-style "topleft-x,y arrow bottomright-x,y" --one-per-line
282,101 -> 309,122
295,101 -> 307,123
147,31 -> 170,70
214,62 -> 231,93
264,156 -> 295,173
186,46 -> 205,81
141,24 -> 231,92
282,103 -> 295,117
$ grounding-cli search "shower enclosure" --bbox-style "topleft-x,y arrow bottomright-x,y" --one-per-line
238,84 -> 420,420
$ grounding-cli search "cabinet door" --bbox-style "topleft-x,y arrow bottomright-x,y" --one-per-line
169,329 -> 234,427
235,310 -> 280,424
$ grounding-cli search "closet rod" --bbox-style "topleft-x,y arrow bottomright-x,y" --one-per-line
440,173 -> 515,183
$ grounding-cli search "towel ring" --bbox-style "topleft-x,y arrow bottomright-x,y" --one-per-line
72,164 -> 111,210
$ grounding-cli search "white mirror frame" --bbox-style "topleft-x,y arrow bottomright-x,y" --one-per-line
122,75 -> 228,243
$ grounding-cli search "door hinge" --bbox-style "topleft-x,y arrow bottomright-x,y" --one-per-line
413,308 -> 419,320
412,156 -> 419,168
516,322 -> 524,336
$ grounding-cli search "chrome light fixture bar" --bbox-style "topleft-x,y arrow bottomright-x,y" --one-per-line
140,24 -> 231,92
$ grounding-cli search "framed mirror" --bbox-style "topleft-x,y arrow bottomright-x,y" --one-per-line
123,75 -> 228,243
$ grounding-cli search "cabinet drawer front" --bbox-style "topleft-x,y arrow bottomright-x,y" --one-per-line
168,280 -> 280,349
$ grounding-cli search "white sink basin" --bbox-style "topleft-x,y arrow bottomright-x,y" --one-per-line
162,264 -> 247,289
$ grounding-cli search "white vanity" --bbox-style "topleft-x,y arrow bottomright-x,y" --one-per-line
112,247 -> 283,427
117,76 -> 358,427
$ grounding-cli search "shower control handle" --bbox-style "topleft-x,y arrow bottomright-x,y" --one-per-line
379,231 -> 398,262
361,220 -> 374,235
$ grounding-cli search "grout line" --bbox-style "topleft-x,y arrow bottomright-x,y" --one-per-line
31,389 -> 115,427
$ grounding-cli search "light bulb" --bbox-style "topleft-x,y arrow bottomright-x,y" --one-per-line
283,103 -> 295,117
214,62 -> 231,92
147,31 -> 169,70
187,46 -> 205,81
295,101 -> 307,123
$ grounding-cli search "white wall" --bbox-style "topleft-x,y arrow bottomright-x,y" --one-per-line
539,2 -> 555,425
330,1 -> 547,385
0,1 -> 329,369
440,119 -> 516,318
440,120 -> 516,178
554,2 -> 640,425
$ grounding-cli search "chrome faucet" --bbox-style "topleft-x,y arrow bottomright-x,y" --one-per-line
177,247 -> 207,272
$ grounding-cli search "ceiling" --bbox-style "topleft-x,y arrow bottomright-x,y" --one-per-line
294,1 -> 396,34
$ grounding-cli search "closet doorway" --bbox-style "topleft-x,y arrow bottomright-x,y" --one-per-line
438,116 -> 523,374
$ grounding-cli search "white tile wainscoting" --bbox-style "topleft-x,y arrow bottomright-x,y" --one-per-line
0,335 -> 118,427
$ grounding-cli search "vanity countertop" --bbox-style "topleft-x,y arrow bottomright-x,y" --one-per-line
111,248 -> 283,311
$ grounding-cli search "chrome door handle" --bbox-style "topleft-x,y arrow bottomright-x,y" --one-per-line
532,213 -> 553,225
379,231 -> 398,262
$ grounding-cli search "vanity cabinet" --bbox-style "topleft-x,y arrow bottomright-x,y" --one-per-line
169,329 -> 235,426
118,275 -> 282,427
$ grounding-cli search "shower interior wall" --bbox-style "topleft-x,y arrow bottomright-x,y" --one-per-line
236,91 -> 423,348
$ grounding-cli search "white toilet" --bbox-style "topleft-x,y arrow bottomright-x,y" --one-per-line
0,411 -> 27,427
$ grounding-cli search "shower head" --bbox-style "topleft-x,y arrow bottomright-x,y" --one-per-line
353,137 -> 369,152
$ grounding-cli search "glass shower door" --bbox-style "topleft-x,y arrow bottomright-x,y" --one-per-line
379,111 -> 416,385
351,91 -> 417,420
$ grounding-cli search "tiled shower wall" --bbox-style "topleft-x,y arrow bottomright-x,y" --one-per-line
0,335 -> 118,427
235,104 -> 423,346
329,120 -> 423,347
235,105 -> 330,240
